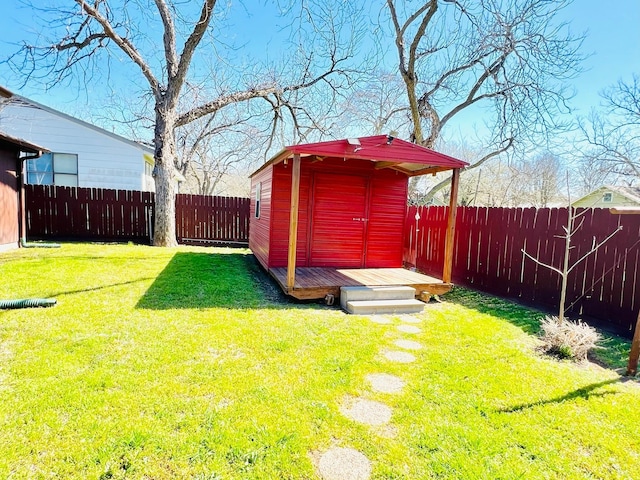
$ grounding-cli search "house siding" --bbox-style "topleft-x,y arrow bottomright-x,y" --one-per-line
0,149 -> 19,250
573,189 -> 640,208
0,102 -> 152,191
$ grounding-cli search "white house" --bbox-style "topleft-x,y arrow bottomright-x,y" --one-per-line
0,86 -> 155,192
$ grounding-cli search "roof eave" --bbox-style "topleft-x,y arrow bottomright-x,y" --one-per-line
0,131 -> 50,155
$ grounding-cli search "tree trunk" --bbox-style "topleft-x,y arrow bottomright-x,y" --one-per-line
152,102 -> 179,247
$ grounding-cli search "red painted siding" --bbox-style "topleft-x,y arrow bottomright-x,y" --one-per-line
249,166 -> 273,269
254,157 -> 408,269
0,150 -> 19,247
269,161 -> 311,267
309,172 -> 368,267
366,170 -> 407,267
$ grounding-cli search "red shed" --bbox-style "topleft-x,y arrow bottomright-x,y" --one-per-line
249,135 -> 467,300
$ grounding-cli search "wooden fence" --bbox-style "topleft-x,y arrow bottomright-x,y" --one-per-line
404,206 -> 640,333
175,193 -> 249,246
26,185 -> 250,245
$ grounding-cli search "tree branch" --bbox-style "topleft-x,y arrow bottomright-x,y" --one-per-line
72,0 -> 160,95
153,0 -> 179,78
522,249 -> 564,276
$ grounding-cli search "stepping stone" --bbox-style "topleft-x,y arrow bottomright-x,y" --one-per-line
340,396 -> 392,425
397,325 -> 421,334
366,373 -> 405,394
368,315 -> 392,324
383,350 -> 416,363
397,314 -> 422,324
318,447 -> 372,480
394,339 -> 423,350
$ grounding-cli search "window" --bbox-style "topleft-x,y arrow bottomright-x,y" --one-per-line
26,154 -> 53,185
27,153 -> 78,187
603,192 -> 613,203
255,182 -> 261,218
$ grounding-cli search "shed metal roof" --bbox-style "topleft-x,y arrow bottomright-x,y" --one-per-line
251,135 -> 468,177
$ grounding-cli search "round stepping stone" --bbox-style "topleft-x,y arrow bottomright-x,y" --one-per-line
397,325 -> 421,334
318,447 -> 372,480
384,350 -> 416,363
366,373 -> 405,394
394,339 -> 423,350
397,314 -> 422,324
368,315 -> 392,324
340,396 -> 392,425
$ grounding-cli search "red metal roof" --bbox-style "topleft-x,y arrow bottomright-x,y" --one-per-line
251,135 -> 468,177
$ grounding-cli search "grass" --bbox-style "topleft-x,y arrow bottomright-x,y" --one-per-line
0,243 -> 638,479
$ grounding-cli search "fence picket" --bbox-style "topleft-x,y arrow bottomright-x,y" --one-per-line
26,185 -> 250,246
405,205 -> 640,334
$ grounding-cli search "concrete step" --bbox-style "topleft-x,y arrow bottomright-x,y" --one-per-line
340,286 -> 416,311
345,299 -> 425,315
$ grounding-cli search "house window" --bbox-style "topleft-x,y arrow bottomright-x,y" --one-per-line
603,192 -> 613,203
27,153 -> 78,187
255,182 -> 261,218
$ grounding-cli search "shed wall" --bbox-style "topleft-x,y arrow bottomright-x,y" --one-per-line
249,165 -> 273,269
0,149 -> 19,249
366,173 -> 407,267
269,161 -> 311,267
265,157 -> 408,268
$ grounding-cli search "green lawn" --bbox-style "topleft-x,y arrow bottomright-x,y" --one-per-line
0,244 -> 638,479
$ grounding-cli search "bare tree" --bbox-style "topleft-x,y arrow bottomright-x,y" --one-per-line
522,177 -> 621,323
8,0 -> 360,246
176,111 -> 257,196
339,70 -> 410,135
384,0 -> 583,202
577,74 -> 640,186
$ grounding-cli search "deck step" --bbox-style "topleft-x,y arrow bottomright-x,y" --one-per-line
340,286 -> 416,311
345,299 -> 425,315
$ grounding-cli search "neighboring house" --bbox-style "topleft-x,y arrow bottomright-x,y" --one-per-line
0,86 -> 155,192
572,185 -> 640,208
0,131 -> 48,251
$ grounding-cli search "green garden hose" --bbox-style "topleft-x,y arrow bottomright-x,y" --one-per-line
20,238 -> 61,248
0,298 -> 57,309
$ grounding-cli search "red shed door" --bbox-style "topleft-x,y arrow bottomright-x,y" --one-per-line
309,172 -> 369,267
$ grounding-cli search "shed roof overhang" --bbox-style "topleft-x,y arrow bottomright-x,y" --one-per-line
250,135 -> 468,177
0,131 -> 49,156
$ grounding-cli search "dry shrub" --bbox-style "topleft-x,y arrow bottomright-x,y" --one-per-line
539,315 -> 601,361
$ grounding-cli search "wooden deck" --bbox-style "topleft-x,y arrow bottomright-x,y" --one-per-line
269,267 -> 452,300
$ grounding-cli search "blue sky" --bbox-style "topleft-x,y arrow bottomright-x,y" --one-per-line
0,0 -> 638,132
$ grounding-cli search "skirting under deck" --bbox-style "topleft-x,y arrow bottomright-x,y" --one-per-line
269,267 -> 452,300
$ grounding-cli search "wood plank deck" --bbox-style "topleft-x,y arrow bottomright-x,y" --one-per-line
269,267 -> 452,300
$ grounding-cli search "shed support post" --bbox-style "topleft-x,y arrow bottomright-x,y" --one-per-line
286,154 -> 301,292
443,168 -> 460,284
